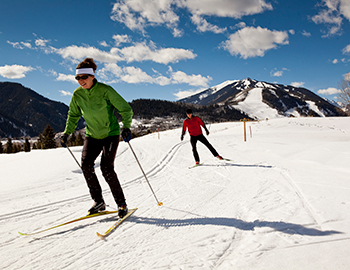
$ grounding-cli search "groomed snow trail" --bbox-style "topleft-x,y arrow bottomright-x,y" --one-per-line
1,118 -> 350,269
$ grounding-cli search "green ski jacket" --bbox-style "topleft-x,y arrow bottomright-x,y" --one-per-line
64,81 -> 133,139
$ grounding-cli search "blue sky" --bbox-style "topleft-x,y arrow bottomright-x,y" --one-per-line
1,0 -> 350,105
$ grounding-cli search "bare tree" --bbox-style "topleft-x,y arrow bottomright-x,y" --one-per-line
338,75 -> 350,109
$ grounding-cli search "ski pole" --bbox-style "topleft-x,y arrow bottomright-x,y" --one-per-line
66,144 -> 82,170
127,141 -> 163,206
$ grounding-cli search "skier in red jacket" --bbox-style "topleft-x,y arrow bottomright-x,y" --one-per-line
181,109 -> 223,165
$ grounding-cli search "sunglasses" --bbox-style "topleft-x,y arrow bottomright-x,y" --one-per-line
75,75 -> 91,81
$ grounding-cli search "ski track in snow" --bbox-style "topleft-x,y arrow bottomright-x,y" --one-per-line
1,118 -> 350,269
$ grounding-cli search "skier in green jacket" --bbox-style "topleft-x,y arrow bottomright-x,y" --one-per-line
61,58 -> 133,218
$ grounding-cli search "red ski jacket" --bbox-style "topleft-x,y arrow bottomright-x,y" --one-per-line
182,116 -> 208,137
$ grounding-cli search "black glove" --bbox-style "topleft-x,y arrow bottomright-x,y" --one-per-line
121,128 -> 132,142
60,133 -> 69,147
180,135 -> 184,141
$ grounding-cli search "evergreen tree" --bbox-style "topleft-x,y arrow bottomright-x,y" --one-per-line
32,142 -> 37,150
24,138 -> 31,152
5,138 -> 13,154
42,124 -> 57,149
13,143 -> 21,153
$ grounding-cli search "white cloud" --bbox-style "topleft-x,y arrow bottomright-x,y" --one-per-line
291,81 -> 305,88
120,66 -> 154,84
111,0 -> 273,36
99,41 -> 109,47
317,87 -> 342,95
8,37 -> 51,52
271,67 -> 289,77
54,45 -> 123,63
21,42 -> 32,49
233,22 -> 247,29
342,44 -> 350,54
170,69 -> 212,87
112,34 -> 132,46
59,90 -> 73,96
271,70 -> 283,77
312,0 -> 350,37
48,69 -> 58,76
98,63 -> 123,80
56,73 -> 76,83
190,14 -> 227,34
97,63 -> 211,87
173,88 -> 206,100
154,75 -> 172,86
221,26 -> 289,59
302,30 -> 311,37
111,41 -> 196,64
332,58 -> 339,63
7,36 -> 49,50
35,38 -> 50,47
0,64 -> 35,79
171,28 -> 184,37
340,0 -> 350,21
111,0 -> 179,35
179,0 -> 272,17
7,41 -> 25,49
8,34 -> 196,65
53,42 -> 196,65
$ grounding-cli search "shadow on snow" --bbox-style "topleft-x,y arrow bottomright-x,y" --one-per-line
131,216 -> 341,237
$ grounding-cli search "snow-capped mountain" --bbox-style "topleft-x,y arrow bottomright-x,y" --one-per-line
179,78 -> 346,119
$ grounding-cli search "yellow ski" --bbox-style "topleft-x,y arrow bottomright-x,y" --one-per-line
18,210 -> 118,236
96,208 -> 137,239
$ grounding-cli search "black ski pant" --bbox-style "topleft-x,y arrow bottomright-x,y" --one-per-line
81,135 -> 125,207
190,134 -> 218,162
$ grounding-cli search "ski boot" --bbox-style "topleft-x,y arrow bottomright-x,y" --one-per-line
88,201 -> 106,215
118,203 -> 128,218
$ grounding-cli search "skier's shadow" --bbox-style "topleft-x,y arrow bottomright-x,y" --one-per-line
130,216 -> 341,237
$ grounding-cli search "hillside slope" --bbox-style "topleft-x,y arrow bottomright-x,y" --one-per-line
0,82 -> 84,137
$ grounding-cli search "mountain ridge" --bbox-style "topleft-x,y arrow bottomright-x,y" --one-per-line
179,78 -> 346,119
0,82 -> 84,138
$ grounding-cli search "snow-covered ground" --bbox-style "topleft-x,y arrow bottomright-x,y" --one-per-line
1,117 -> 350,269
